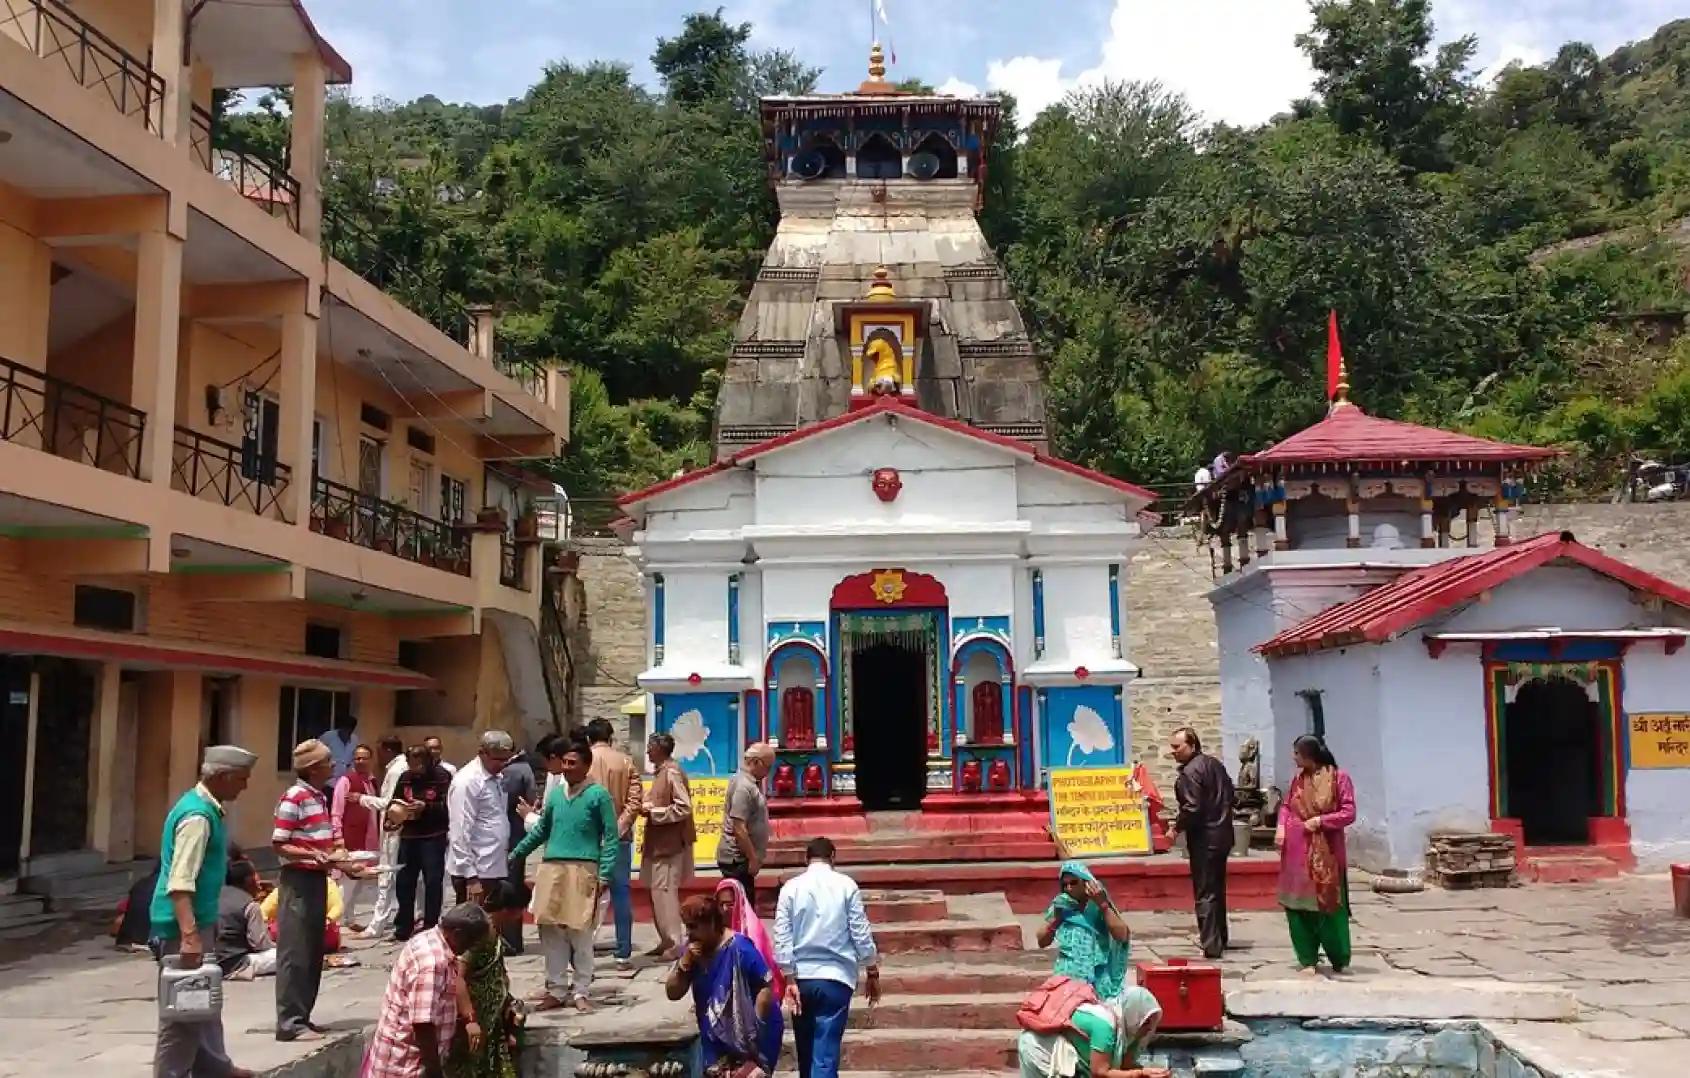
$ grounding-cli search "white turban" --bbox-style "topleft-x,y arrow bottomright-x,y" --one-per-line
202,745 -> 258,773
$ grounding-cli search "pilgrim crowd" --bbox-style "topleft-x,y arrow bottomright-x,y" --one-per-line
143,713 -> 1356,1078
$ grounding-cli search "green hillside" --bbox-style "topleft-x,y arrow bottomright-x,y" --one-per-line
274,4 -> 1690,503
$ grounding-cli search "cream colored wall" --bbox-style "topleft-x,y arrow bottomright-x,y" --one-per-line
313,359 -> 486,514
47,309 -> 138,405
70,0 -> 155,62
0,218 -> 51,366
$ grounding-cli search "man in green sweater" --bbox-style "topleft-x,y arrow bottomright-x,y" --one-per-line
512,731 -> 617,1012
151,744 -> 259,1078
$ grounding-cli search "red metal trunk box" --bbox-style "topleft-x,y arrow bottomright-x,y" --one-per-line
1136,958 -> 1224,1031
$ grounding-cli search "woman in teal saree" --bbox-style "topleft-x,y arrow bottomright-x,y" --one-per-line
1037,860 -> 1132,1000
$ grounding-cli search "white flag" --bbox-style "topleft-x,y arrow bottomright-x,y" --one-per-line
875,0 -> 890,24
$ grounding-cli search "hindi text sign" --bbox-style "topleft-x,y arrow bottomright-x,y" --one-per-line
1629,713 -> 1690,769
1048,766 -> 1153,856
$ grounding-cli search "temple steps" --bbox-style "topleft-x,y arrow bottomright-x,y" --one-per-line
764,833 -> 1058,868
784,1027 -> 1018,1071
845,991 -> 1024,1030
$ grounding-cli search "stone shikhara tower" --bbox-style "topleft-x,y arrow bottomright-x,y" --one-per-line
713,45 -> 1047,458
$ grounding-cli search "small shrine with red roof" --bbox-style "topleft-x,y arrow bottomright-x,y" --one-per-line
1191,356 -> 1690,877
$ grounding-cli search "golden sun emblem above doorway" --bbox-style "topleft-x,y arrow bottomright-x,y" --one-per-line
871,569 -> 906,604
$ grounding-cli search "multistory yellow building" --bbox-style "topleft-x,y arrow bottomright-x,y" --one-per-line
0,0 -> 569,869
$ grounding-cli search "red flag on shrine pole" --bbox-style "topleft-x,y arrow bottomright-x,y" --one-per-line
1326,309 -> 1343,401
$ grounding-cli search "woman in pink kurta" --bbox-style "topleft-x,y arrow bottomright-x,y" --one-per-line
1275,734 -> 1357,973
333,744 -> 381,931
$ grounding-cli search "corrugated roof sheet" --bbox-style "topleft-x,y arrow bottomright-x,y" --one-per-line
1257,531 -> 1690,656
1246,405 -> 1558,467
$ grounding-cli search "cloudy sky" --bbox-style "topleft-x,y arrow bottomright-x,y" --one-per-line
304,0 -> 1685,126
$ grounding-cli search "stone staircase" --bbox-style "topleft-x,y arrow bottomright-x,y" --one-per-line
0,891 -> 70,940
784,887 -> 1039,1075
18,850 -> 149,914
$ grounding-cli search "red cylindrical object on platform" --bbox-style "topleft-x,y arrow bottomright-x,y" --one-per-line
988,758 -> 1010,791
1136,959 -> 1223,1031
961,759 -> 982,792
802,762 -> 824,795
926,728 -> 939,754
1673,864 -> 1690,918
773,763 -> 796,798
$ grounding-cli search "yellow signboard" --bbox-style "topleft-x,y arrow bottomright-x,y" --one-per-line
1629,713 -> 1690,769
633,776 -> 730,870
1048,766 -> 1153,857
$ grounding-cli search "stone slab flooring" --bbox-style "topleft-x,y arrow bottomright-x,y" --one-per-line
0,872 -> 1686,1076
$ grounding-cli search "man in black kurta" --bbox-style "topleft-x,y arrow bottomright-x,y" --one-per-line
1169,727 -> 1236,958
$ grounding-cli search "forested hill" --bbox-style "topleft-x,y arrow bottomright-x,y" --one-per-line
264,4 -> 1690,503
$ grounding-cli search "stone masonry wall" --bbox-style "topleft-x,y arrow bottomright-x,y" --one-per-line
567,536 -> 647,749
1129,525 -> 1224,795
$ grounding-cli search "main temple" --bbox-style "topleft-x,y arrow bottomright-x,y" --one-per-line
617,50 -> 1153,835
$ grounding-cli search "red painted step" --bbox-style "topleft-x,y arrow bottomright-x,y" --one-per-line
846,992 -> 1023,1030
873,919 -> 1023,955
765,834 -> 1058,868
1521,854 -> 1622,883
878,959 -> 1048,996
783,1028 -> 1018,1072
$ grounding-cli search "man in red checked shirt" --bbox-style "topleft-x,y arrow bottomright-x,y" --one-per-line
273,738 -> 368,1042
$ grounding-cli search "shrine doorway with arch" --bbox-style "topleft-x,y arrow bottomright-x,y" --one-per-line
831,569 -> 948,810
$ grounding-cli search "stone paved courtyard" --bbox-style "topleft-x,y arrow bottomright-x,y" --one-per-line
0,872 -> 1685,1076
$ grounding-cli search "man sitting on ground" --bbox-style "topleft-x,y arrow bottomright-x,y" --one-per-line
217,860 -> 278,980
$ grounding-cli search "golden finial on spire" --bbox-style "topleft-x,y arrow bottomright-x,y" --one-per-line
866,265 -> 896,302
868,42 -> 886,81
1330,354 -> 1354,413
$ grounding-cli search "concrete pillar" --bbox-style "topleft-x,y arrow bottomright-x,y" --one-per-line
88,662 -> 122,860
1465,504 -> 1480,548
289,53 -> 328,244
1419,498 -> 1436,548
0,223 -> 52,366
226,677 -> 280,847
150,0 -> 189,142
1346,500 -> 1361,549
279,311 -> 318,528
132,228 -> 185,506
1272,501 -> 1288,550
167,670 -> 202,806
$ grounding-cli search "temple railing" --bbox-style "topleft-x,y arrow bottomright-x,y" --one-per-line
171,426 -> 292,521
310,475 -> 471,575
0,0 -> 164,133
189,106 -> 301,232
0,355 -> 145,477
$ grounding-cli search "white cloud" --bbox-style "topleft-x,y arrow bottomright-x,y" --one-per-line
935,76 -> 981,98
1475,42 -> 1549,88
943,0 -> 1317,128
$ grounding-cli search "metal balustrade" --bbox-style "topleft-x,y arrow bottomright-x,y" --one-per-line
1,0 -> 164,132
0,355 -> 146,477
189,106 -> 301,232
171,426 -> 293,521
499,536 -> 528,590
310,474 -> 471,576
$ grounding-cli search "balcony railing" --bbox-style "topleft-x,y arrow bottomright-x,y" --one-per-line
499,536 -> 528,591
1,0 -> 164,133
189,106 -> 301,232
171,427 -> 293,522
322,206 -> 472,343
310,474 -> 471,576
0,355 -> 145,477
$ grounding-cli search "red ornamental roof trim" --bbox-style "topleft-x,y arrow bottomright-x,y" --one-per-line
616,399 -> 1156,510
1257,531 -> 1690,657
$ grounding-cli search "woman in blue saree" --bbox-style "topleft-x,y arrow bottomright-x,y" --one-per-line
664,894 -> 783,1076
1037,860 -> 1132,1000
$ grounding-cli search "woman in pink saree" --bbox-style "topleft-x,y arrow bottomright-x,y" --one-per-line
1275,735 -> 1357,974
714,878 -> 785,1001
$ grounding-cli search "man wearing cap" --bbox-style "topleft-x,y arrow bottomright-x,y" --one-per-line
273,738 -> 366,1041
152,744 -> 260,1078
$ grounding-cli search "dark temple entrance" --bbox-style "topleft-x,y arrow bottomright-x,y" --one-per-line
1505,676 -> 1602,845
850,642 -> 929,810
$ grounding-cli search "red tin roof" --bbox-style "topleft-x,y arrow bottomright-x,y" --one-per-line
1257,531 -> 1690,656
617,398 -> 1156,510
1244,405 -> 1557,468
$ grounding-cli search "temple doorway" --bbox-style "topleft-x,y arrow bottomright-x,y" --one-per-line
850,642 -> 929,810
1504,676 -> 1601,845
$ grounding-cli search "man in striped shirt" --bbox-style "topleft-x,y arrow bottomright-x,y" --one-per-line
273,738 -> 366,1041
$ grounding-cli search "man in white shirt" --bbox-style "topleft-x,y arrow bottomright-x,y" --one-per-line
358,735 -> 409,939
447,730 -> 515,904
773,837 -> 880,1078
320,715 -> 359,783
1193,464 -> 1212,493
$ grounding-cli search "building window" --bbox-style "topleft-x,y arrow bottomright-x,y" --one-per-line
359,402 -> 391,431
407,457 -> 432,515
357,435 -> 384,498
439,474 -> 467,524
304,621 -> 343,660
1298,689 -> 1326,739
277,686 -> 352,770
406,427 -> 436,455
73,585 -> 138,632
